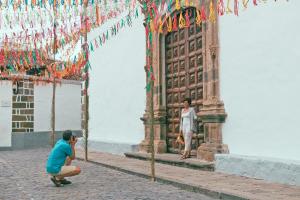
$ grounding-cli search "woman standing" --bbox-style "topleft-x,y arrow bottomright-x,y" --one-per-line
179,98 -> 197,159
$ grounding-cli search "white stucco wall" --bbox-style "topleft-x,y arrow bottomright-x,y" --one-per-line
88,14 -> 145,144
219,1 -> 300,161
0,81 -> 12,147
34,84 -> 52,131
34,82 -> 82,132
55,83 -> 82,130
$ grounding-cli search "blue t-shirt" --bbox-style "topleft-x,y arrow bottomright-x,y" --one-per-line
46,139 -> 72,174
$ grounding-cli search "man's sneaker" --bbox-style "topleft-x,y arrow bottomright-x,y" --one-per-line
50,176 -> 62,187
60,179 -> 72,185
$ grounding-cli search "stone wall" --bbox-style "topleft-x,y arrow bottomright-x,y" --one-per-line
12,80 -> 34,133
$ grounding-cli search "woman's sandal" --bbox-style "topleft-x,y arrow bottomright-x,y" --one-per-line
180,155 -> 187,160
181,154 -> 191,160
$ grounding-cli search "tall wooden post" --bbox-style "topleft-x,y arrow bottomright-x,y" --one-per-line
83,0 -> 89,161
149,79 -> 155,181
51,0 -> 57,147
51,78 -> 56,147
147,3 -> 155,180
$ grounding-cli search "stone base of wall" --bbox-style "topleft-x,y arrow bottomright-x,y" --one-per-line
215,154 -> 300,186
8,130 -> 82,150
0,147 -> 12,151
78,139 -> 139,156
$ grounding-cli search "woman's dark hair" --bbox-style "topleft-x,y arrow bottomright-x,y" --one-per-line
184,98 -> 192,105
62,130 -> 73,141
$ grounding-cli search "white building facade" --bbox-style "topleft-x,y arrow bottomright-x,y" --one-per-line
0,78 -> 82,149
217,1 -> 300,186
86,0 -> 300,185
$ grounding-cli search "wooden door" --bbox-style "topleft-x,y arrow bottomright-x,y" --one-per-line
165,8 -> 204,155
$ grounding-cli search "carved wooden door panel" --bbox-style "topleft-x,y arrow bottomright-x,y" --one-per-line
165,8 -> 204,155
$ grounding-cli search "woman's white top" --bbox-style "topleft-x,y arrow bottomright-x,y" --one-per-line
179,107 -> 197,133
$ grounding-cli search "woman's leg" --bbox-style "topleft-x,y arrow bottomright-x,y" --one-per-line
181,129 -> 192,159
180,129 -> 187,159
184,131 -> 192,157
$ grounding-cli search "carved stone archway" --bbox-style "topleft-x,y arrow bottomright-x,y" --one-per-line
139,0 -> 228,161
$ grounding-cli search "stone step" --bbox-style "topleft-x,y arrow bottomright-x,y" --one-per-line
124,152 -> 214,171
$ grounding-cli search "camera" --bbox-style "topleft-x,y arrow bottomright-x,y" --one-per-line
71,136 -> 76,141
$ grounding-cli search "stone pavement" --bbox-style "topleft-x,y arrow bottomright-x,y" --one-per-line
0,148 -> 216,200
76,148 -> 300,200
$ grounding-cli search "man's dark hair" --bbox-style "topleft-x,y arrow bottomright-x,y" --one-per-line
184,97 -> 192,106
62,130 -> 73,141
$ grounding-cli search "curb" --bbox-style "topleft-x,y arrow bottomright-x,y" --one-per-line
124,152 -> 214,171
77,157 -> 249,200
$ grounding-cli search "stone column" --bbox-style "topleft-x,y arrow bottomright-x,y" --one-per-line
197,14 -> 229,161
139,24 -> 167,154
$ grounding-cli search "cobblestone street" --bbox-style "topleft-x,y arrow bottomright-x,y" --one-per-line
0,148 -> 216,200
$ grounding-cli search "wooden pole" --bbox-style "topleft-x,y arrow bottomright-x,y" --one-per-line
51,0 -> 57,147
147,3 -> 155,180
84,79 -> 89,161
51,79 -> 56,147
83,0 -> 89,161
51,81 -> 56,147
149,79 -> 155,181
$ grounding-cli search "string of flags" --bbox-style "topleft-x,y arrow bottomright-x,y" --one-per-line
87,7 -> 139,53
0,0 -> 288,47
0,0 -> 128,9
0,1 -> 134,31
142,0 -> 288,92
0,0 -> 286,40
0,0 -> 137,82
0,0 -> 289,84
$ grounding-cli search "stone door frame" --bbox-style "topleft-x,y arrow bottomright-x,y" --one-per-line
139,0 -> 229,161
